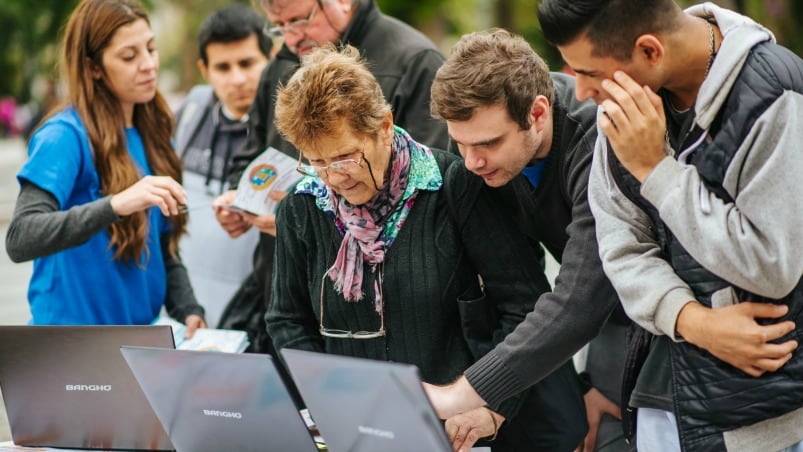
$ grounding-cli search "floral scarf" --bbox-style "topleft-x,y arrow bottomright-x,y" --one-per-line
295,126 -> 442,311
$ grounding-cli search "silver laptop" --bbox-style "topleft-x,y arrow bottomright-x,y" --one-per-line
121,346 -> 319,452
280,348 -> 452,452
0,325 -> 175,450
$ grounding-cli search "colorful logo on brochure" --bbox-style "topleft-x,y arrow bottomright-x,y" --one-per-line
248,164 -> 278,191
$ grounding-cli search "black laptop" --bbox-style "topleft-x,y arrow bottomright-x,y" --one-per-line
120,346 -> 320,452
0,325 -> 175,450
280,348 -> 452,452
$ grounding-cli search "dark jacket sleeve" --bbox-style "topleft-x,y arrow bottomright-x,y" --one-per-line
390,49 -> 450,151
161,235 -> 205,323
463,131 -> 619,407
6,182 -> 118,262
444,159 -> 551,419
265,194 -> 326,353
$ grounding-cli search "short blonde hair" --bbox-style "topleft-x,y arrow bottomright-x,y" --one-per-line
275,44 -> 391,152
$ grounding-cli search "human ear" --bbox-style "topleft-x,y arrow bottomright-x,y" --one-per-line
530,95 -> 551,132
87,58 -> 103,80
197,59 -> 209,81
634,34 -> 664,65
382,111 -> 394,144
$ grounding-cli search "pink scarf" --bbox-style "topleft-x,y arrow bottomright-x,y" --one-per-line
328,133 -> 411,304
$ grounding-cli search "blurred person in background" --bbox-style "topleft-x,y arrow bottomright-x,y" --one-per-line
173,5 -> 270,330
213,0 -> 449,355
22,78 -> 61,143
5,0 -> 205,334
0,98 -> 18,137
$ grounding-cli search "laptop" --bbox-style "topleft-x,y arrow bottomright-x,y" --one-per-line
280,348 -> 452,452
120,346 -> 319,452
0,325 -> 175,450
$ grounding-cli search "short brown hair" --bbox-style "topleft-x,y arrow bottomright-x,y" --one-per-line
275,44 -> 391,152
431,29 -> 554,130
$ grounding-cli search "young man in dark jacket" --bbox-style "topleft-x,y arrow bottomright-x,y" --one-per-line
537,0 -> 803,450
173,5 -> 270,329
429,29 -> 632,452
212,0 -> 449,354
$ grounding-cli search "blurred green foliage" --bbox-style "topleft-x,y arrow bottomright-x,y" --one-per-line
0,0 -> 80,102
1,0 -> 800,104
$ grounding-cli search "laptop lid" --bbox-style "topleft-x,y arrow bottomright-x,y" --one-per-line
120,346 -> 319,452
280,349 -> 451,452
0,325 -> 175,450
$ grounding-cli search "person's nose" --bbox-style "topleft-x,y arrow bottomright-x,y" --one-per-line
463,147 -> 486,173
140,51 -> 158,73
282,29 -> 305,51
230,66 -> 247,86
324,168 -> 350,185
574,74 -> 598,103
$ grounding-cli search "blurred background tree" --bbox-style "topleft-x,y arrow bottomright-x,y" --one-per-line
0,0 -> 800,107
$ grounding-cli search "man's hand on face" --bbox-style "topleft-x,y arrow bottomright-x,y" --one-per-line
599,71 -> 667,182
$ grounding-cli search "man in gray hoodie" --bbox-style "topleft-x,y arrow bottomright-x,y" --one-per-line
536,0 -> 803,450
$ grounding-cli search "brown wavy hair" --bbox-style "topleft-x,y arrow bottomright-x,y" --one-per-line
57,0 -> 185,263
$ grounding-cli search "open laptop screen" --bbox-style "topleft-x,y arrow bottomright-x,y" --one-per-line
121,346 -> 319,452
280,348 -> 451,452
0,325 -> 175,450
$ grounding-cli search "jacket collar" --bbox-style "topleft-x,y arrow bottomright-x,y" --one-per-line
339,0 -> 379,49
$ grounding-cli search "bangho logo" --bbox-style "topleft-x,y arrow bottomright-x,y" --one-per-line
203,409 -> 243,419
65,384 -> 112,391
358,425 -> 395,440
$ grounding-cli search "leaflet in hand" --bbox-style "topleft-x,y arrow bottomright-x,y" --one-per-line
152,317 -> 250,353
231,146 -> 301,216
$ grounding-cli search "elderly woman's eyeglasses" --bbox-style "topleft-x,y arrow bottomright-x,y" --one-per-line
319,264 -> 386,340
297,140 -> 366,178
264,2 -> 319,38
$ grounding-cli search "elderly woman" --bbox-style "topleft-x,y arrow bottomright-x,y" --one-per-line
266,45 -> 585,450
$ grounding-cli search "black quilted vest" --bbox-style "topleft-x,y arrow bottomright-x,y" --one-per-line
613,42 -> 803,451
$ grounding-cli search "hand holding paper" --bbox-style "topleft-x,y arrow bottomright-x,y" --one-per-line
230,147 -> 301,216
213,190 -> 252,238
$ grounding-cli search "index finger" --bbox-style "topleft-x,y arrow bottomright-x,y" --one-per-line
444,421 -> 462,448
613,71 -> 662,119
268,189 -> 288,202
154,176 -> 188,205
610,70 -> 642,93
452,431 -> 469,452
760,321 -> 797,343
601,72 -> 651,120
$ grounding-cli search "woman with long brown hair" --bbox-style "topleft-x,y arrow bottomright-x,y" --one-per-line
6,0 -> 205,331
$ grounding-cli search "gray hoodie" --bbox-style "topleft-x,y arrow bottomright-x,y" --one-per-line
588,3 -> 803,450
